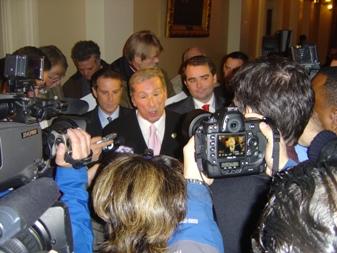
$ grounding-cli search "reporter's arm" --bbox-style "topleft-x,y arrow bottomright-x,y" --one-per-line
168,137 -> 224,253
54,128 -> 93,253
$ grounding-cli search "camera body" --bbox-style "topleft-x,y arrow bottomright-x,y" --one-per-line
0,54 -> 86,252
193,107 -> 267,178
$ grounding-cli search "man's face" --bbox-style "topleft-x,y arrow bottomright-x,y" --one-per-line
133,46 -> 160,70
131,76 -> 167,123
312,73 -> 337,133
76,55 -> 101,80
45,64 -> 66,88
92,77 -> 122,114
223,57 -> 244,80
184,64 -> 217,103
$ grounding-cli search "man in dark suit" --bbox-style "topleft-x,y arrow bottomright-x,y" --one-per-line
84,68 -> 131,137
103,67 -> 182,159
166,55 -> 225,114
63,40 -> 109,99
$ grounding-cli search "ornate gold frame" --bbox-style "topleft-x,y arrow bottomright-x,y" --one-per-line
166,0 -> 212,37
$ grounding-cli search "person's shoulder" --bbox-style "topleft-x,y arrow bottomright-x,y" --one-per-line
213,90 -> 227,106
166,96 -> 191,111
83,106 -> 98,119
166,109 -> 183,120
100,59 -> 110,69
120,106 -> 133,115
111,57 -> 132,82
111,57 -> 127,71
63,71 -> 82,87
103,110 -> 136,134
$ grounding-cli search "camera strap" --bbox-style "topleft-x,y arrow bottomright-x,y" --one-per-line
64,150 -> 93,169
264,118 -> 281,176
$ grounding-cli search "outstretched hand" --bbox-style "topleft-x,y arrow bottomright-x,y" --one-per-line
90,136 -> 113,162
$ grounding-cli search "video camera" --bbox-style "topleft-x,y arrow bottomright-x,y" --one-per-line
291,44 -> 320,79
188,107 -> 267,178
0,54 -> 89,252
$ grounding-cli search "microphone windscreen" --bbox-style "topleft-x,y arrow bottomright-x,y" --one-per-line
0,177 -> 59,229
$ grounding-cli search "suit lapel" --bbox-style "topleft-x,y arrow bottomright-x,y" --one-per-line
128,112 -> 148,153
161,111 -> 179,154
215,94 -> 226,111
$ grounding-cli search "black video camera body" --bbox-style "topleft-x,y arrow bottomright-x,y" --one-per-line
192,107 -> 267,178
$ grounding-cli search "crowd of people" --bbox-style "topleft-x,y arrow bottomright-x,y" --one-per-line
2,29 -> 337,253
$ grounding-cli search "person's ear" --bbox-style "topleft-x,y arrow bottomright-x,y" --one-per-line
330,107 -> 337,133
213,74 -> 217,84
131,95 -> 137,108
133,56 -> 142,66
92,88 -> 97,99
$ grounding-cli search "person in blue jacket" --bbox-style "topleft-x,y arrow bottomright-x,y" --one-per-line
54,128 -> 93,253
54,128 -> 223,253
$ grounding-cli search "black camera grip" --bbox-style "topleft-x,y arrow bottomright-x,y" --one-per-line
64,150 -> 93,169
264,117 -> 280,176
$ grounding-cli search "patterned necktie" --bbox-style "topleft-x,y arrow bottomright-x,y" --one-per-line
148,124 -> 161,155
107,116 -> 113,123
202,104 -> 210,112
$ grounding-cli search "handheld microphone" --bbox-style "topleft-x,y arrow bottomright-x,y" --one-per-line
0,177 -> 60,245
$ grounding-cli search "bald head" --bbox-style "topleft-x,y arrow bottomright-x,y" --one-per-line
182,47 -> 206,62
312,70 -> 337,133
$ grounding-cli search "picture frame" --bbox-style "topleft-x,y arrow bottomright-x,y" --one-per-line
166,0 -> 212,38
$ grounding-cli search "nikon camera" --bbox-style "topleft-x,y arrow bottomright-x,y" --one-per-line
191,107 -> 267,178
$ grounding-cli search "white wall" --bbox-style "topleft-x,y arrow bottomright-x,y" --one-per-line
0,0 -> 233,79
227,0 -> 242,53
0,0 -> 39,55
0,0 -> 134,81
134,0 -> 230,77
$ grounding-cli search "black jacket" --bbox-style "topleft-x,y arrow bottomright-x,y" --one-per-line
103,109 -> 183,159
63,60 -> 109,99
166,93 -> 226,115
83,106 -> 132,137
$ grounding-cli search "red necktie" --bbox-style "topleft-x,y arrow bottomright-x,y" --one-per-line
202,104 -> 210,112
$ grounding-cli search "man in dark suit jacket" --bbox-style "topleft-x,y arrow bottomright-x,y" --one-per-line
83,68 -> 132,137
63,40 -> 109,99
103,109 -> 182,158
103,67 -> 183,159
166,55 -> 225,114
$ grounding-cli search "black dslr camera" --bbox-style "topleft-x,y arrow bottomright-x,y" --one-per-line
190,107 -> 267,178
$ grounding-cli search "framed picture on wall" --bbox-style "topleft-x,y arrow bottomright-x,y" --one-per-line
166,0 -> 212,37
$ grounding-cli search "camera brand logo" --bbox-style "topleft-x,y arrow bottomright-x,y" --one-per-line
21,128 -> 38,139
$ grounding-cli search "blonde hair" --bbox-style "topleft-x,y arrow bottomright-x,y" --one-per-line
92,154 -> 186,253
123,30 -> 163,62
129,67 -> 166,94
